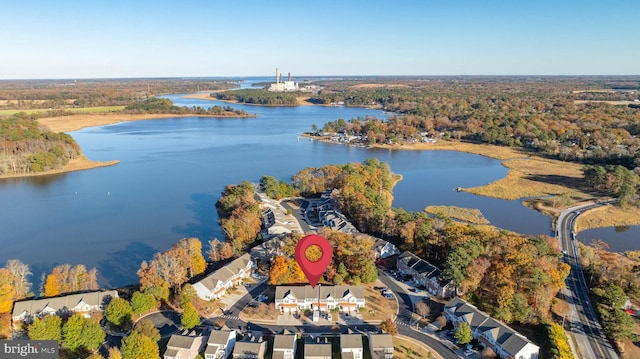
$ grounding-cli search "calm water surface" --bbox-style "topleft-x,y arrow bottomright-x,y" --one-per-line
0,91 -> 558,287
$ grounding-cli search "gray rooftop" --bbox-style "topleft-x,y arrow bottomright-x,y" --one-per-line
12,290 -> 118,318
340,334 -> 363,350
304,343 -> 332,358
273,334 -> 296,351
275,285 -> 364,301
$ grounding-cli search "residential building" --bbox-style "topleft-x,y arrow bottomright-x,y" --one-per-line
340,333 -> 363,359
304,343 -> 332,359
397,251 -> 456,298
164,334 -> 204,359
444,297 -> 540,359
272,332 -> 297,359
12,290 -> 118,323
204,328 -> 236,359
368,333 -> 394,359
274,285 -> 365,313
193,254 -> 255,301
233,337 -> 266,359
372,238 -> 399,259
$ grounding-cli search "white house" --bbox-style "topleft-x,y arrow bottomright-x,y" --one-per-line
372,238 -> 399,259
204,328 -> 236,359
272,333 -> 297,359
12,290 -> 118,323
164,334 -> 204,359
340,333 -> 363,359
444,297 -> 540,359
274,285 -> 365,313
193,254 -> 255,301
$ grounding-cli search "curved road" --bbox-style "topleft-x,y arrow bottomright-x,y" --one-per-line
557,201 -> 618,359
200,275 -> 460,359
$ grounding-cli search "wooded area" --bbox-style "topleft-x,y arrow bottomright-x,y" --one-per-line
214,89 -> 300,106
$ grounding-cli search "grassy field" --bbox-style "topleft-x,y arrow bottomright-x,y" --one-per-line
0,105 -> 125,116
393,336 -> 441,359
424,206 -> 489,225
465,157 -> 585,200
361,282 -> 399,322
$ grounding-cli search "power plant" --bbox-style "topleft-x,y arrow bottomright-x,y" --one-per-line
269,67 -> 299,92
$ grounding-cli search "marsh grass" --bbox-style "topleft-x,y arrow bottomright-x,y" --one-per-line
575,205 -> 640,232
425,206 -> 489,225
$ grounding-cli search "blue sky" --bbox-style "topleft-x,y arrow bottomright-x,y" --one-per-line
0,0 -> 638,79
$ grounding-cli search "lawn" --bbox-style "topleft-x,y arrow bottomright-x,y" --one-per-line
392,336 -> 440,359
361,282 -> 399,322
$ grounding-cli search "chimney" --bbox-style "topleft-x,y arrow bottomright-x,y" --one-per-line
276,68 -> 279,84
288,72 -> 291,82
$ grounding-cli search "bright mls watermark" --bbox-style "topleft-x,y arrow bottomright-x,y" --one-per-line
1,341 -> 57,358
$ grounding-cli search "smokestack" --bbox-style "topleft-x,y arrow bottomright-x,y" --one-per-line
275,68 -> 279,84
288,72 -> 291,82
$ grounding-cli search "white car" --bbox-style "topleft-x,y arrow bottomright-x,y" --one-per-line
463,349 -> 474,357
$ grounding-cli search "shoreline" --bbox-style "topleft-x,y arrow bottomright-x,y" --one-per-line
0,155 -> 119,180
182,92 -> 316,107
303,134 -> 640,231
37,112 -> 256,133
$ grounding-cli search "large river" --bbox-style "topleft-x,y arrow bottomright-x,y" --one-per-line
0,83 -> 632,287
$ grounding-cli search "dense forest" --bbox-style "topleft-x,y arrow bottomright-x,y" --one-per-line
0,114 -> 80,175
0,78 -> 238,110
309,77 -> 640,172
214,89 -> 300,106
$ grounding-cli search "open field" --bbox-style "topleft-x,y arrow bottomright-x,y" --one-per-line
424,206 -> 489,225
0,105 -> 125,116
393,336 -> 442,359
574,100 -> 637,105
361,282 -> 398,322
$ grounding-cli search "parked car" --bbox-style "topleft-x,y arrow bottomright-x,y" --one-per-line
409,288 -> 422,293
463,349 -> 474,357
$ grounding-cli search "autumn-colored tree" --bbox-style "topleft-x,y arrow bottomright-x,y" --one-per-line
174,237 -> 206,276
6,259 -> 32,299
137,260 -> 164,291
269,256 -> 289,285
87,353 -> 104,359
207,238 -> 224,262
121,331 -> 159,359
107,347 -> 123,359
415,301 -> 431,319
43,272 -> 61,297
132,319 -> 161,344
380,318 -> 398,335
288,259 -> 306,283
0,269 -> 15,314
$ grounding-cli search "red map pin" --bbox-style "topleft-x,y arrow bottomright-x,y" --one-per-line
294,234 -> 333,288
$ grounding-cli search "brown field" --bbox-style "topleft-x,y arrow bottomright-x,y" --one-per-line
361,283 -> 398,322
424,206 -> 489,225
393,336 -> 442,359
574,100 -> 636,105
351,83 -> 410,89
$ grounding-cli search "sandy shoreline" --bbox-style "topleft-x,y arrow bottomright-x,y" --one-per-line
0,155 -> 119,180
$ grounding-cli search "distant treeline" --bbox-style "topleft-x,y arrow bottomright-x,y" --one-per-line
0,114 -> 80,175
0,79 -> 238,109
214,89 -> 300,106
123,97 -> 251,116
310,78 -> 640,172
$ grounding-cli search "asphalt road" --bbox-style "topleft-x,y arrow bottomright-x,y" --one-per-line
558,201 -> 619,359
